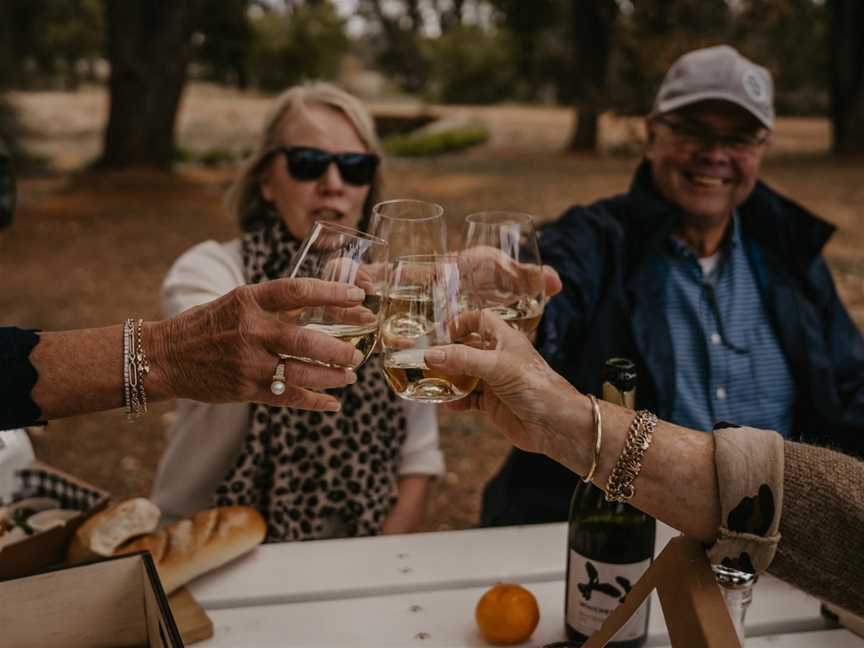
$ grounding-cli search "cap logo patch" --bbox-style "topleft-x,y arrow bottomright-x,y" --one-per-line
742,69 -> 767,104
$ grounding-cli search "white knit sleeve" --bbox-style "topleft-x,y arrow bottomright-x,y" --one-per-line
161,239 -> 245,317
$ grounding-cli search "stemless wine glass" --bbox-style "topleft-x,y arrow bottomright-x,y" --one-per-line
368,198 -> 447,326
286,220 -> 388,367
381,254 -> 481,402
462,211 -> 544,335
369,199 -> 447,260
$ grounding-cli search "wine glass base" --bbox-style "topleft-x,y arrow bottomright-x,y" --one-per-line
398,378 -> 470,403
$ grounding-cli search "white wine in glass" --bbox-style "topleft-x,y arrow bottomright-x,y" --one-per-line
381,255 -> 481,402
287,220 -> 388,367
462,211 -> 545,335
485,295 -> 544,335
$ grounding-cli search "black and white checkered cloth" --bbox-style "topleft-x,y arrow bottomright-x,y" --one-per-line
12,468 -> 103,512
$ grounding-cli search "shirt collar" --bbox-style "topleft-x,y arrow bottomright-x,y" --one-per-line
666,211 -> 741,261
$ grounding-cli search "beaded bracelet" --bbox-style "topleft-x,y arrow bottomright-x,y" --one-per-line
604,409 -> 658,502
122,318 -> 150,420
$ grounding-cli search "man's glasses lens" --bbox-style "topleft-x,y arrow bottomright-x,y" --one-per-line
282,147 -> 378,186
655,117 -> 766,151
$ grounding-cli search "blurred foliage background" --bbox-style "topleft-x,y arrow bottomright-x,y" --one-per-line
2,0 -> 863,529
0,0 -> 861,170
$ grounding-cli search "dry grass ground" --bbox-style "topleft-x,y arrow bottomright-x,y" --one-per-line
2,84 -> 862,533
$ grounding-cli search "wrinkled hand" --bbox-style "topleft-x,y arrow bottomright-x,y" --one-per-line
458,246 -> 562,305
425,310 -> 581,455
153,278 -> 368,411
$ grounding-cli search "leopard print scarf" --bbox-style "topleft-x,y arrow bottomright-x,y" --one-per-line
211,219 -> 408,542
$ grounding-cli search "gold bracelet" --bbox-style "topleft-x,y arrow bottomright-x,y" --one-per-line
134,319 -> 151,414
604,409 -> 657,502
122,318 -> 150,420
582,395 -> 602,483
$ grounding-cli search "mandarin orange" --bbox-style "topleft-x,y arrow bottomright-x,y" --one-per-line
475,582 -> 540,645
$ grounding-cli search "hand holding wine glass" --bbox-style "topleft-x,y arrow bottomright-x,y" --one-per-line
462,211 -> 546,335
287,220 -> 387,367
381,254 -> 482,403
423,309 -> 584,453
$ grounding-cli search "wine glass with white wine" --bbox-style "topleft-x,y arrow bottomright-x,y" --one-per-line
381,254 -> 482,403
286,220 -> 388,367
462,211 -> 545,335
369,199 -> 448,260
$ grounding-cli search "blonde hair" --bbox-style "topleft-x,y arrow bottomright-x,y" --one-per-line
227,82 -> 383,232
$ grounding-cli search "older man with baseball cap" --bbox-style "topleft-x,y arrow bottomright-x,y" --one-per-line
482,45 -> 864,527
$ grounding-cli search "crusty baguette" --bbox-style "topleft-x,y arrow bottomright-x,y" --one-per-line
115,506 -> 266,594
67,497 -> 161,562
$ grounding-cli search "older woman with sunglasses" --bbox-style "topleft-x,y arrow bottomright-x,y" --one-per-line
151,83 -> 444,541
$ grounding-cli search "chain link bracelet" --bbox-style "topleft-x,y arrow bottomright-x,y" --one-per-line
604,409 -> 658,502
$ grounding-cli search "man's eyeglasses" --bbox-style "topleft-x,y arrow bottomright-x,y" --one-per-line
272,146 -> 379,186
654,116 -> 769,154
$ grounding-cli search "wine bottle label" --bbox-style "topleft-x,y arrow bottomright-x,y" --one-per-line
567,549 -> 651,640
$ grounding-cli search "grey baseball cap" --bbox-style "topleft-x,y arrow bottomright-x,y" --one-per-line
653,45 -> 774,129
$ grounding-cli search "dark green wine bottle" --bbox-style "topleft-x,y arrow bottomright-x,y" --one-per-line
564,358 -> 656,646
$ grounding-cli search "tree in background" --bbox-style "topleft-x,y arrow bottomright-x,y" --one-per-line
428,25 -> 518,104
99,0 -> 205,170
0,0 -> 104,89
493,0 -> 619,151
249,1 -> 349,91
357,0 -> 433,94
196,0 -> 253,89
731,0 -> 827,115
566,0 -> 618,151
614,0 -> 732,116
492,0 -> 567,101
826,0 -> 864,154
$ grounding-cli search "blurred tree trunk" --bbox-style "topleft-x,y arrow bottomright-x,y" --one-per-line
99,0 -> 204,170
827,0 -> 864,154
360,0 -> 430,93
566,0 -> 618,152
0,2 -> 14,88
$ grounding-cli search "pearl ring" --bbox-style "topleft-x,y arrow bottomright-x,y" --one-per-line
270,357 -> 287,395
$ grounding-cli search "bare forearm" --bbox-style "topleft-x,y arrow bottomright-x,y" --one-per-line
549,398 -> 720,543
380,475 -> 432,535
30,323 -> 173,420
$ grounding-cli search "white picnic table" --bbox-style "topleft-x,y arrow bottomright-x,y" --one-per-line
190,522 -> 861,647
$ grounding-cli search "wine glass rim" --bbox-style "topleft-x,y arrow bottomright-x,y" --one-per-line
393,252 -> 458,264
372,199 -> 444,222
310,219 -> 387,246
465,210 -> 536,226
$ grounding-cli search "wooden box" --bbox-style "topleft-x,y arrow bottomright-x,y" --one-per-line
0,551 -> 184,647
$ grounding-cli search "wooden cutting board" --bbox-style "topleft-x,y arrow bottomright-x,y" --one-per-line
169,587 -> 214,644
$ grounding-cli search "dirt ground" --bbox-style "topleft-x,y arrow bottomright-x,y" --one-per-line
2,84 -> 863,533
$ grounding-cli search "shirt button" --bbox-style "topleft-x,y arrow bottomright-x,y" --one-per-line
716,387 -> 727,400
711,332 -> 722,345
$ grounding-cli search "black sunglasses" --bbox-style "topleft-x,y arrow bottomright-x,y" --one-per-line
273,146 -> 379,186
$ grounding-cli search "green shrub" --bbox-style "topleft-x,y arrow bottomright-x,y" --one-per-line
384,126 -> 490,157
198,147 -> 238,167
172,146 -> 239,167
172,146 -> 195,164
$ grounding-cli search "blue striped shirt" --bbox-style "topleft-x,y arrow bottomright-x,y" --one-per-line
662,215 -> 795,436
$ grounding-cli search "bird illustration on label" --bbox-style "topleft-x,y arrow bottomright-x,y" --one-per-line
577,562 -> 634,604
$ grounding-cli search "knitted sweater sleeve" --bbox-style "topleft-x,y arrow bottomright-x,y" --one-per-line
768,440 -> 864,615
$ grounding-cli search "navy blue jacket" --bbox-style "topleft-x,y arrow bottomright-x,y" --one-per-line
482,161 -> 864,526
